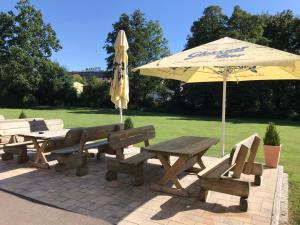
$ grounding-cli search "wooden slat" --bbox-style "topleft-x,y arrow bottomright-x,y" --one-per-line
0,119 -> 62,136
244,135 -> 261,174
84,140 -> 108,149
120,151 -> 156,166
150,183 -> 190,197
85,123 -> 123,142
199,177 -> 250,198
198,154 -> 232,179
51,144 -> 81,155
143,136 -> 218,156
52,140 -> 109,155
232,144 -> 249,178
109,125 -> 155,149
243,162 -> 263,176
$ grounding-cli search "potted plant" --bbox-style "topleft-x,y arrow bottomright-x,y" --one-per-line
263,122 -> 281,168
124,117 -> 134,130
124,117 -> 134,148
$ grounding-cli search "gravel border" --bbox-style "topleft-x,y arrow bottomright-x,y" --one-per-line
271,166 -> 289,225
279,173 -> 289,225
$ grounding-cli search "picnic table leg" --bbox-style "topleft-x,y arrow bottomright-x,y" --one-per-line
150,154 -> 190,197
31,139 -> 50,169
185,151 -> 206,174
116,148 -> 124,160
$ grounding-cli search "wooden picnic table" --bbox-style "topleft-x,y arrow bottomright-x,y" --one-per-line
143,136 -> 218,197
19,129 -> 69,169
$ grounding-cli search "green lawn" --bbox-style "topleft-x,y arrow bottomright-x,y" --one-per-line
1,107 -> 300,224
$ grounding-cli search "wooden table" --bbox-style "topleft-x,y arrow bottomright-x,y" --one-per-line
143,136 -> 218,197
19,129 -> 69,169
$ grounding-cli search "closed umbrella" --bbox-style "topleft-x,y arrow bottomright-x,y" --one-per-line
133,37 -> 300,156
110,30 -> 129,123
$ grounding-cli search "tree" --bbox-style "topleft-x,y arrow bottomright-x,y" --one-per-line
175,6 -> 228,114
169,5 -> 300,118
80,77 -> 111,107
227,6 -> 266,43
185,6 -> 227,49
104,10 -> 170,107
0,0 -> 74,106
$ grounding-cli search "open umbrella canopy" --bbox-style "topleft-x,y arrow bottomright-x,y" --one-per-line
134,37 -> 300,82
133,37 -> 300,156
110,30 -> 129,122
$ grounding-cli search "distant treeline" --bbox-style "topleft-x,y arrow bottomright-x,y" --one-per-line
0,1 -> 299,119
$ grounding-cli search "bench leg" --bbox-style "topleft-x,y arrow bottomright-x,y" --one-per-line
132,176 -> 144,186
240,197 -> 248,211
243,162 -> 263,186
106,160 -> 145,186
116,149 -> 124,160
76,155 -> 88,177
1,152 -> 13,161
96,152 -> 105,160
198,188 -> 209,202
17,153 -> 29,164
55,154 -> 89,176
254,175 -> 262,186
106,170 -> 118,181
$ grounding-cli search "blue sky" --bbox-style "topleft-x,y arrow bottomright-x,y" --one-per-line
1,0 -> 300,71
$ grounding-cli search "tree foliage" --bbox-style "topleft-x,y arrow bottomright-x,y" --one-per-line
0,0 -> 75,107
79,77 -> 111,108
263,122 -> 280,146
169,5 -> 300,118
104,10 -> 170,107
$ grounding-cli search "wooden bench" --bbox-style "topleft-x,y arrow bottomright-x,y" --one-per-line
0,118 -> 44,145
241,134 -> 263,185
106,125 -> 156,186
1,119 -> 63,164
198,134 -> 262,211
51,124 -> 123,176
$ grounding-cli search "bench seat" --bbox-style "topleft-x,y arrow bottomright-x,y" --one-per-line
2,140 -> 44,164
198,134 -> 263,212
106,151 -> 155,186
120,151 -> 156,166
106,126 -> 156,186
52,124 -> 122,177
52,140 -> 108,155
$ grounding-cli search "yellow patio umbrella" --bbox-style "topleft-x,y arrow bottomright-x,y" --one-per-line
133,37 -> 300,156
110,30 -> 129,123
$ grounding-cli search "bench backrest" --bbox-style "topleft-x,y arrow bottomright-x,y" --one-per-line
200,133 -> 260,179
83,123 -> 124,142
0,119 -> 62,136
46,124 -> 124,152
108,125 -> 155,149
229,133 -> 261,178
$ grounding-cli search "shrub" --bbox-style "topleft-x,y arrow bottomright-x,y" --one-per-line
18,110 -> 27,119
263,122 -> 280,146
124,117 -> 134,130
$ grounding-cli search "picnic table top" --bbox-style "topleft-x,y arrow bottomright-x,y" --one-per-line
143,136 -> 218,156
18,129 -> 70,141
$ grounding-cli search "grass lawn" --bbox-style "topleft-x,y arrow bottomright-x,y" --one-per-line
1,107 -> 300,224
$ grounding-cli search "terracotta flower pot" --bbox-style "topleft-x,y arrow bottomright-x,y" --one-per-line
264,145 -> 281,168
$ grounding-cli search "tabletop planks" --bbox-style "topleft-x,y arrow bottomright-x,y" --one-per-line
143,136 -> 218,156
19,129 -> 69,140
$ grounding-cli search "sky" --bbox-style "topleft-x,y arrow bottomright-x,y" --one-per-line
1,0 -> 300,71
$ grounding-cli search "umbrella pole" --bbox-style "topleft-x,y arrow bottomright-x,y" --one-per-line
120,108 -> 123,123
220,72 -> 228,157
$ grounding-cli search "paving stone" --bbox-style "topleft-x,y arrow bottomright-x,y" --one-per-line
0,147 -> 282,225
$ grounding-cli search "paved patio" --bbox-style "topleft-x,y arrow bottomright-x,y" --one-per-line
0,147 -> 281,225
